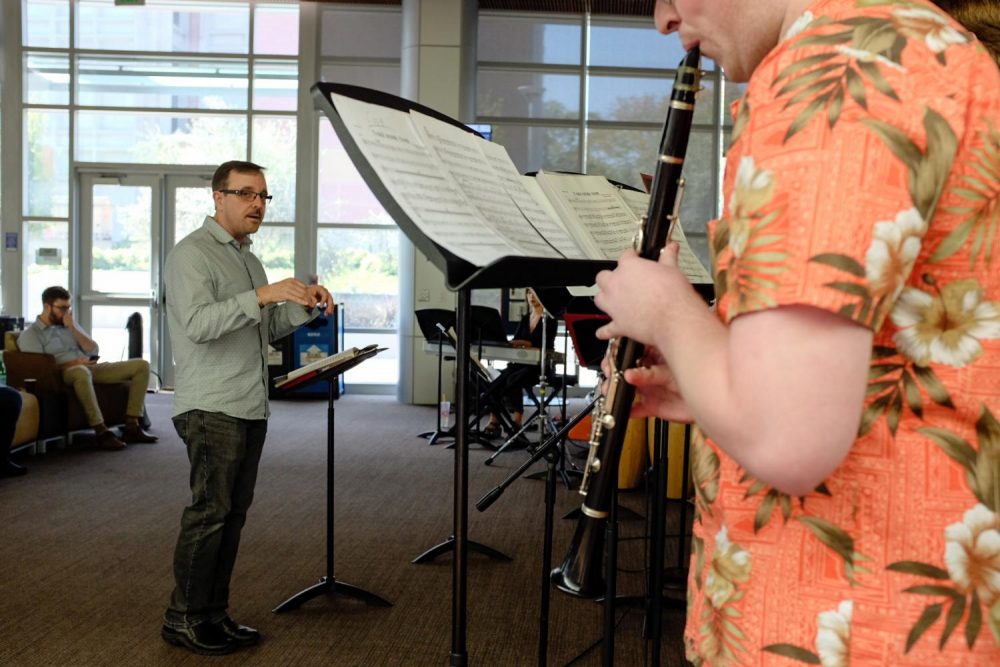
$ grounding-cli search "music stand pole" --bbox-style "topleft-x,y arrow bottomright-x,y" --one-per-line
274,373 -> 392,612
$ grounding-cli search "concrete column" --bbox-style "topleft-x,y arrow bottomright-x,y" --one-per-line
0,3 -> 24,316
397,0 -> 477,404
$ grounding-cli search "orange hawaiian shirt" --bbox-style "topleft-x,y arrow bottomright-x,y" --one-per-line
686,0 -> 1000,664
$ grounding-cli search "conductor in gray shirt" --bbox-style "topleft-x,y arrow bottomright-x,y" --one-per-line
161,160 -> 334,656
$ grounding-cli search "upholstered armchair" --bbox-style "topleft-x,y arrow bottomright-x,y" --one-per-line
4,331 -> 129,442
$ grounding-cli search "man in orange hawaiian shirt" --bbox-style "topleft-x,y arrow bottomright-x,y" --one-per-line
595,0 -> 999,664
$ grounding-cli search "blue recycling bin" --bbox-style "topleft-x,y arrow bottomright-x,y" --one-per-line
269,306 -> 340,398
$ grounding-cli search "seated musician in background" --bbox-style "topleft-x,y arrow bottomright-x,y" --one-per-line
594,0 -> 998,663
482,288 -> 556,439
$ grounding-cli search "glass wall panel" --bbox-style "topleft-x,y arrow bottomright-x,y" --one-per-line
320,64 -> 400,95
317,122 -> 393,225
23,220 -> 69,315
91,305 -> 150,361
590,21 -> 687,68
77,56 -> 249,110
174,187 -> 211,243
77,0 -> 250,53
316,227 -> 399,330
477,71 -> 579,120
479,15 -> 581,65
25,53 -> 69,105
25,109 -> 70,218
90,184 -> 152,294
253,4 -> 299,56
24,0 -> 69,48
588,75 -> 718,125
251,116 -> 296,222
252,60 -> 297,111
320,9 -> 402,59
488,125 -> 580,174
585,126 -> 659,191
76,111 -> 245,164
342,331 -> 397,385
251,225 -> 294,283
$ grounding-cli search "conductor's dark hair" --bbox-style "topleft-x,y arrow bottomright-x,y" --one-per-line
212,160 -> 266,192
42,286 -> 70,305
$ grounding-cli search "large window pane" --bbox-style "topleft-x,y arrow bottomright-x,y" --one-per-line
25,109 -> 70,218
477,71 -> 579,120
479,15 -> 581,65
590,20 -> 687,68
90,184 -> 152,295
76,111 -> 245,164
320,64 -> 400,96
24,0 -> 69,48
173,188 -> 211,244
317,228 -> 399,330
91,306 -> 150,362
588,74 -> 718,126
25,53 -> 69,105
251,116 -> 296,222
251,225 -> 294,283
77,56 -> 249,110
320,8 -> 401,59
253,4 -> 299,56
586,126 -> 659,191
252,60 -> 297,111
342,331 -> 397,385
77,0 -> 250,53
23,220 -> 69,316
489,125 -> 580,174
677,131 -> 716,266
317,122 -> 393,225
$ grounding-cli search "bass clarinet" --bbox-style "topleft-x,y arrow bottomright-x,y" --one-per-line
551,47 -> 701,598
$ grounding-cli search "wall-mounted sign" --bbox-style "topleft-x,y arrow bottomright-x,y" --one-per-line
36,248 -> 62,265
4,232 -> 16,252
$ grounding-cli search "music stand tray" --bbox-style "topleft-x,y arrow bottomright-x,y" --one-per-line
273,347 -> 392,612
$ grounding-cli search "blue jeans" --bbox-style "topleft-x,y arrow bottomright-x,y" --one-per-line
164,410 -> 267,629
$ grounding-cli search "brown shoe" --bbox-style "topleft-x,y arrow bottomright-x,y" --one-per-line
121,424 -> 158,444
95,430 -> 127,451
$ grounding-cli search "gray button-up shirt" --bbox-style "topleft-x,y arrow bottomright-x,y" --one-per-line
17,318 -> 98,365
165,216 -> 314,420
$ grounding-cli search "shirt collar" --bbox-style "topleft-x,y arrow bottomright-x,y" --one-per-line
203,215 -> 253,249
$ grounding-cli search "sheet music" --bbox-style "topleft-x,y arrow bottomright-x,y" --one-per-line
616,187 -> 712,284
474,140 -> 590,260
330,94 -> 518,267
535,172 -> 639,260
410,112 -> 562,259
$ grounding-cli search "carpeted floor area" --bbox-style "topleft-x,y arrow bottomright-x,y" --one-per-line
0,392 -> 692,666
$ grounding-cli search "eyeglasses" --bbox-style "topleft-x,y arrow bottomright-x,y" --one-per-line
218,189 -> 273,204
51,305 -> 70,312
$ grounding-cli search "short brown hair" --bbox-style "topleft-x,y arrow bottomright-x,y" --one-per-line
933,0 -> 1000,65
212,160 -> 266,192
42,286 -> 70,305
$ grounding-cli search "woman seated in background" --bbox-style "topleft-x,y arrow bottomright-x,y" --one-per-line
482,288 -> 557,439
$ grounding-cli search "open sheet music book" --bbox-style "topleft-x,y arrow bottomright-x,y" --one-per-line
274,344 -> 384,390
323,89 -> 711,286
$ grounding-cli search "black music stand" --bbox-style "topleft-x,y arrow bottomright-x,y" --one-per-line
416,309 -> 458,445
272,347 -> 392,613
313,81 -> 614,666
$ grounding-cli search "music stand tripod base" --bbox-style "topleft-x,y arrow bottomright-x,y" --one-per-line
412,535 -> 512,564
273,576 -> 392,612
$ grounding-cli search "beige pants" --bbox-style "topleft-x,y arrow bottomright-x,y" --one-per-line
61,359 -> 150,427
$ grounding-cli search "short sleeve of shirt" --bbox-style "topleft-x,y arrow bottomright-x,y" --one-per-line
708,17 -> 967,332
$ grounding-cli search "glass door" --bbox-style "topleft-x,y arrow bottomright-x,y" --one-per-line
76,168 -> 213,390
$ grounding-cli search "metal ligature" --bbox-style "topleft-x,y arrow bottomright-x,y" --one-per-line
551,47 -> 701,598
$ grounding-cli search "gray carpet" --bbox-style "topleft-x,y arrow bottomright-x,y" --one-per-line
0,392 -> 690,666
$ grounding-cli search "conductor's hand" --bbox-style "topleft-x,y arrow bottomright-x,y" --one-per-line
593,244 -> 691,346
306,283 -> 336,316
257,278 -> 332,314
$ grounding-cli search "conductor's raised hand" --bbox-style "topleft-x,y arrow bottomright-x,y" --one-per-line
306,283 -> 335,315
256,278 -> 313,309
593,243 -> 688,345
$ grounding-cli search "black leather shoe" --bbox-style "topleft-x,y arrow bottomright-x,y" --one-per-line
213,617 -> 260,646
1,461 -> 27,477
161,623 -> 237,655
